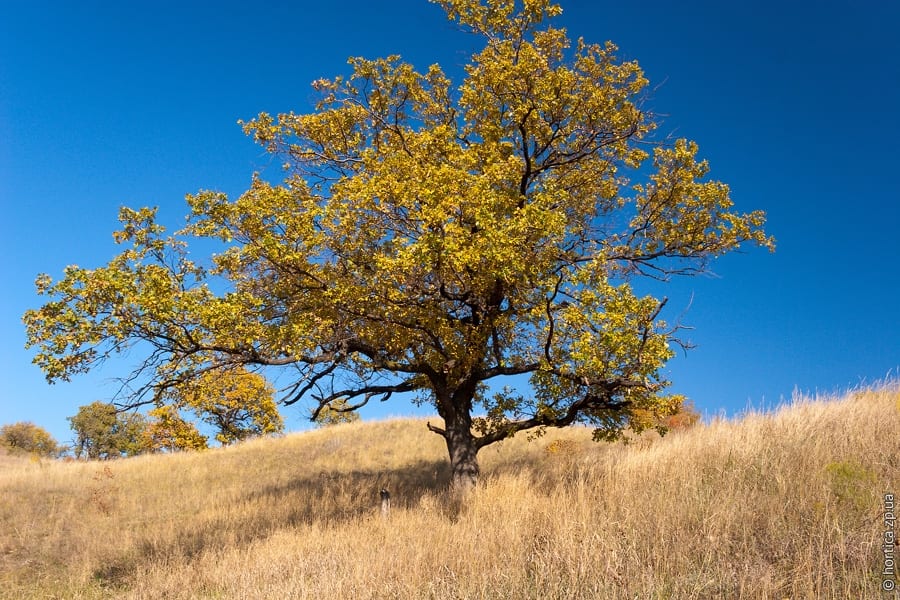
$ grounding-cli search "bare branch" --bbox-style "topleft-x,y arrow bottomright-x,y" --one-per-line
309,377 -> 419,421
426,421 -> 447,438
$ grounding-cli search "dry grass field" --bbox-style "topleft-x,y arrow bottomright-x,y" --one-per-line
1,384 -> 898,599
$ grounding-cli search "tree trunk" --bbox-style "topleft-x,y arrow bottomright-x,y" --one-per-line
432,382 -> 481,491
433,390 -> 480,490
445,420 -> 480,491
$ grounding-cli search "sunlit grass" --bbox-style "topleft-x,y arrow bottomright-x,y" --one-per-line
1,384 -> 897,598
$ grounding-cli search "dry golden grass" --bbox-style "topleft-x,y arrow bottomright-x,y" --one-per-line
2,384 -> 898,599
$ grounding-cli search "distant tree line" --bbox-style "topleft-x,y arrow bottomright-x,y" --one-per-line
2,367 -> 293,460
2,387 -> 699,460
66,367 -> 286,458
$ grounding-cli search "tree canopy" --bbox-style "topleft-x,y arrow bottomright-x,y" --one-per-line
161,366 -> 284,445
143,404 -> 209,452
69,402 -> 148,460
0,422 -> 59,458
24,0 -> 772,488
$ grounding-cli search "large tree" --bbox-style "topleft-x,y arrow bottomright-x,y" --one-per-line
24,0 -> 771,488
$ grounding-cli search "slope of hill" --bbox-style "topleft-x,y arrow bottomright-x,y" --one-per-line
1,385 -> 898,599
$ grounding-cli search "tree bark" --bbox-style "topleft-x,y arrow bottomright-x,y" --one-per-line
445,419 -> 479,491
431,386 -> 481,491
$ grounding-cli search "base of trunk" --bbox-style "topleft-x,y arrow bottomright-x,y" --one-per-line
447,427 -> 480,491
450,461 -> 478,491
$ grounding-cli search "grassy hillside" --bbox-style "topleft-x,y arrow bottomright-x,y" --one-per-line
1,385 -> 898,599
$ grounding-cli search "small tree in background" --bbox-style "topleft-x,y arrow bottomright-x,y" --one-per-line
162,367 -> 284,445
68,401 -> 149,459
314,398 -> 361,427
0,422 -> 59,457
144,405 -> 209,452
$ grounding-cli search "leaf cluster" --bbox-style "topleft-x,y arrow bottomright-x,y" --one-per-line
158,366 -> 284,445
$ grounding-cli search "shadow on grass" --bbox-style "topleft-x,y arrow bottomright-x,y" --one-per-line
253,458 -> 452,516
93,458 -> 452,587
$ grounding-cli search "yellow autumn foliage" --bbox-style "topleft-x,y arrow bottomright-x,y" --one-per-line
24,0 -> 771,487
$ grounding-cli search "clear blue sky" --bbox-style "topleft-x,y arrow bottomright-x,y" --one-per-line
1,0 -> 898,445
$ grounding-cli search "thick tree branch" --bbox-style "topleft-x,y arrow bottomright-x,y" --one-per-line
309,377 -> 419,421
474,379 -> 641,449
